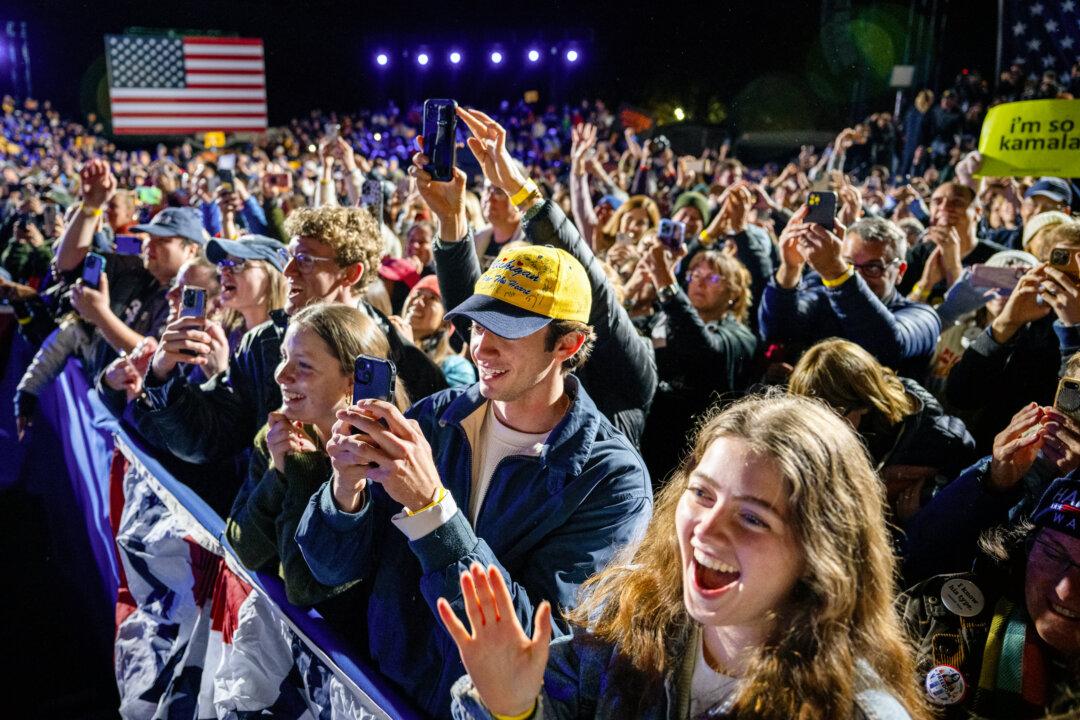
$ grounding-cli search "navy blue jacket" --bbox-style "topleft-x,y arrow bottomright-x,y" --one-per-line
294,376 -> 653,718
757,272 -> 941,379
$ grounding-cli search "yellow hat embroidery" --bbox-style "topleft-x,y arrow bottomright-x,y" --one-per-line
474,246 -> 591,323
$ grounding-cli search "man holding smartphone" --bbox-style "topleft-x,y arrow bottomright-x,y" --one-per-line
759,208 -> 941,379
293,107 -> 652,719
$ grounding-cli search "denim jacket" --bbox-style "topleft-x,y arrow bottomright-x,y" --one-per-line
294,376 -> 652,718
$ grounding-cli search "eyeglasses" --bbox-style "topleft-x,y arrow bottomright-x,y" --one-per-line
843,257 -> 901,279
684,269 -> 724,285
1033,538 -> 1080,577
216,257 -> 250,272
287,250 -> 336,274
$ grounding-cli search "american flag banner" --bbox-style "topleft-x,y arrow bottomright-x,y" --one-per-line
1001,1 -> 1080,77
104,34 -> 268,135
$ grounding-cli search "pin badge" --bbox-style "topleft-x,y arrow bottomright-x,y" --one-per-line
940,578 -> 984,617
925,664 -> 966,705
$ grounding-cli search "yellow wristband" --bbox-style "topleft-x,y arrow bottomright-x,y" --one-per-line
81,203 -> 103,218
491,700 -> 537,720
509,179 -> 539,207
911,281 -> 931,300
404,486 -> 448,517
821,265 -> 855,288
698,229 -> 714,245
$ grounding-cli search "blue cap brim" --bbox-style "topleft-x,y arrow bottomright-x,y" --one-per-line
206,237 -> 286,272
445,294 -> 552,339
130,223 -> 178,238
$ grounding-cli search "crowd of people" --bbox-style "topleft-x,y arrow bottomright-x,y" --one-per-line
1,62 -> 1079,719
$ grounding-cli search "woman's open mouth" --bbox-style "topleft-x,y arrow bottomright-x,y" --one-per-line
692,550 -> 740,596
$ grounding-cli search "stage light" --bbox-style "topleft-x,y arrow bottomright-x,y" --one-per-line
490,51 -> 503,65
565,49 -> 579,63
375,53 -> 388,66
373,132 -> 382,141
417,52 -> 429,66
449,51 -> 462,64
527,49 -> 540,63
674,107 -> 685,121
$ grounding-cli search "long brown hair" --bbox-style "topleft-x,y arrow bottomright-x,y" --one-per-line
568,393 -> 929,719
788,338 -> 916,425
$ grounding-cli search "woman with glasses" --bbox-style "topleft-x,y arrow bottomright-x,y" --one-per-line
900,474 -> 1080,719
636,244 -> 757,485
207,235 -> 288,345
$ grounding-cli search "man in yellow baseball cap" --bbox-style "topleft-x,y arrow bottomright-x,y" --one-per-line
294,105 -> 652,720
444,244 -> 591,339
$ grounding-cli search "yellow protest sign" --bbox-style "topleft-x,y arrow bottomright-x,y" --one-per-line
204,131 -> 226,148
978,99 -> 1080,177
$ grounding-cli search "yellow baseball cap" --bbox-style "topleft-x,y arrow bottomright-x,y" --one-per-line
445,245 -> 591,339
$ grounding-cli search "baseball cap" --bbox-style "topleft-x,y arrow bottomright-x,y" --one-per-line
597,194 -> 624,211
378,257 -> 422,288
1032,474 -> 1080,539
445,245 -> 591,339
131,206 -> 208,246
1025,177 -> 1073,206
206,235 -> 288,273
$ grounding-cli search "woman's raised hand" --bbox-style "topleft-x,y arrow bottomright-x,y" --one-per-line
437,563 -> 551,718
456,107 -> 529,197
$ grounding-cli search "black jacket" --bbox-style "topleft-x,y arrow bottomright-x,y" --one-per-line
435,200 -> 658,446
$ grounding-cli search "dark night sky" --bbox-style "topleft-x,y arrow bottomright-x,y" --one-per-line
3,0 -> 995,131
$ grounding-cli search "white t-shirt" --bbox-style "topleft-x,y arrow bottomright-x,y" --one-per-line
689,634 -> 739,718
469,403 -> 547,524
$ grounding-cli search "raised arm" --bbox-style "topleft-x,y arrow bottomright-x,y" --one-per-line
56,159 -> 115,272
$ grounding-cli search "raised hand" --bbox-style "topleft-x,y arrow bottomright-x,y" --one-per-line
437,563 -> 551,718
988,403 -> 1047,491
266,410 -> 317,474
410,137 -> 467,242
80,158 -> 117,209
456,107 -> 529,196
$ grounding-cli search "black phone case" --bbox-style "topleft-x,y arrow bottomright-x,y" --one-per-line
806,192 -> 837,227
422,99 -> 457,182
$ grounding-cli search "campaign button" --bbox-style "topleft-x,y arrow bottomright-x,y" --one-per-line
925,664 -> 966,705
940,578 -> 985,617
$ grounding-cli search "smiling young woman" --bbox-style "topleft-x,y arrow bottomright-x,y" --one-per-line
441,393 -> 931,720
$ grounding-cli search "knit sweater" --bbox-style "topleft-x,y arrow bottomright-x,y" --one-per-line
225,424 -> 356,606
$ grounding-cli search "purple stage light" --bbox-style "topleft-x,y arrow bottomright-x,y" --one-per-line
449,51 -> 462,64
375,53 -> 388,66
490,51 -> 503,65
527,49 -> 540,63
417,52 -> 429,66
565,49 -> 579,63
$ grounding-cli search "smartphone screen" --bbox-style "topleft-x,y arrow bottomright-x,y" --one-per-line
1054,377 -> 1080,425
82,253 -> 106,289
805,191 -> 837,228
422,99 -> 458,182
658,219 -> 686,251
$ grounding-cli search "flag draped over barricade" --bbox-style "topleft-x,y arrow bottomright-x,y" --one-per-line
5,357 -> 418,720
111,437 -> 393,720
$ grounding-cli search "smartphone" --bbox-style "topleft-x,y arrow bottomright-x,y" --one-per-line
658,218 -> 686,251
180,286 -> 207,321
614,232 -> 633,246
114,235 -> 143,256
361,179 -> 384,228
1054,376 -> 1080,424
353,354 -> 397,404
43,203 -> 57,229
805,191 -> 837,228
324,123 -> 340,141
969,264 -> 1027,291
268,172 -> 291,189
422,98 -> 458,182
217,154 -> 236,191
82,252 -> 106,289
1049,246 -> 1080,280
